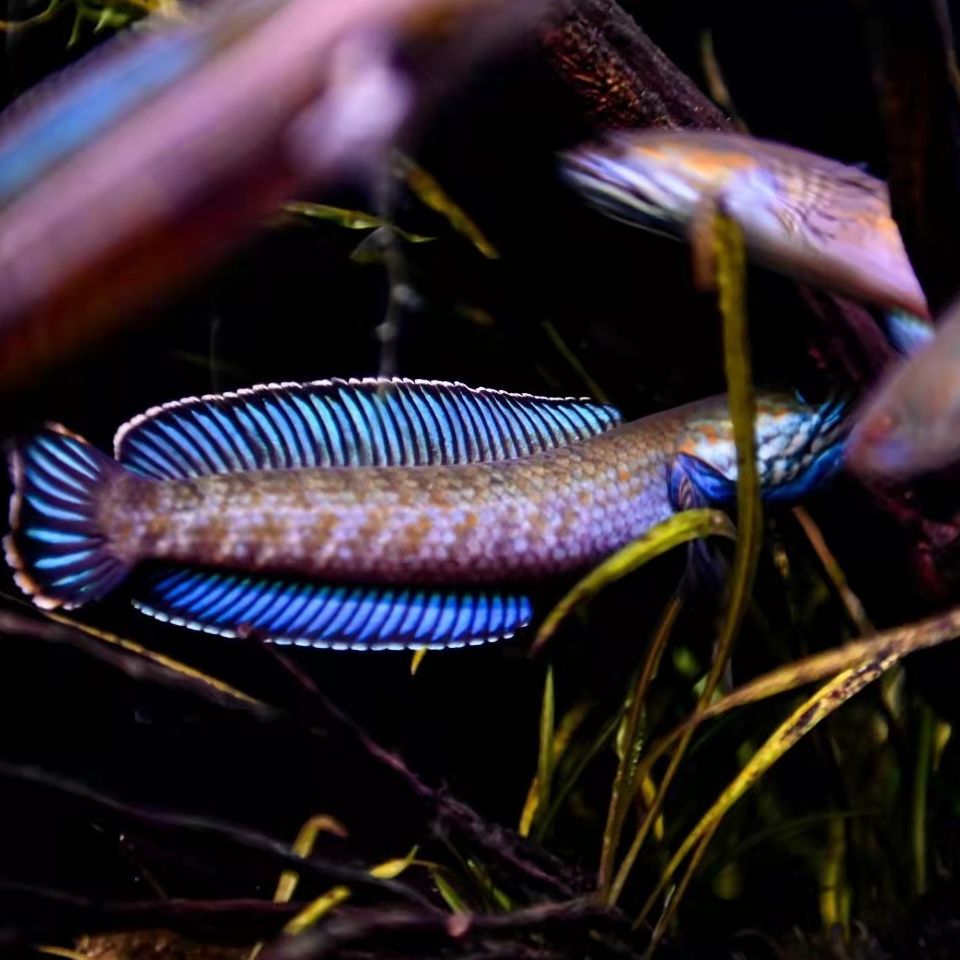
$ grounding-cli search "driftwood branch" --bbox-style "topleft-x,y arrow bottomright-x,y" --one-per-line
262,899 -> 645,960
537,0 -> 727,130
0,882 -> 302,940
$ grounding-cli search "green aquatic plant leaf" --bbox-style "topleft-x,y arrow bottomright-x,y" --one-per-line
394,152 -> 500,259
541,319 -> 612,405
519,666 -> 555,837
520,694 -> 592,838
912,705 -> 935,897
597,592 -> 683,896
274,815 -> 350,906
640,657 -> 903,930
283,847 -> 419,935
281,202 -> 435,244
610,207 -> 761,915
531,509 -> 735,655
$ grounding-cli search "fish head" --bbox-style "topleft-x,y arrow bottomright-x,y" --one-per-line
561,132 -> 769,235
676,393 -> 849,503
846,333 -> 960,480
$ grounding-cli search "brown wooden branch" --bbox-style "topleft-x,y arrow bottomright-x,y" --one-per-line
0,881 -> 301,940
537,0 -> 727,130
261,899 -> 645,960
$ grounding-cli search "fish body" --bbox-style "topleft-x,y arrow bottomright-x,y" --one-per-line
846,299 -> 960,480
6,379 -> 846,649
562,131 -> 930,321
0,0 -> 530,386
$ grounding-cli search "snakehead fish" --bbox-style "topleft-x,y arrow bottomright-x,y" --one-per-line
562,130 -> 931,330
0,0 -> 533,387
5,379 -> 846,650
847,297 -> 960,480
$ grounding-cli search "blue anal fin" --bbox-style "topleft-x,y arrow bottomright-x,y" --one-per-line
132,567 -> 533,651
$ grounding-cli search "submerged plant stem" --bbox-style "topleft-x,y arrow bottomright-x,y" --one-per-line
913,704 -> 934,896
612,208 -> 761,921
598,593 -> 683,898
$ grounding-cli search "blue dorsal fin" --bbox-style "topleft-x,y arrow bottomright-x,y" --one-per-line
114,378 -> 623,479
132,566 -> 533,651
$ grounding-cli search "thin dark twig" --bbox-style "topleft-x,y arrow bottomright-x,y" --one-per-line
0,761 -> 430,907
259,644 -> 589,901
0,607 -> 586,905
0,880 -> 302,937
0,609 -> 277,719
262,899 -> 646,960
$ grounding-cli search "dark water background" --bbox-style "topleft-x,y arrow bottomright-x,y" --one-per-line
1,2 -> 958,951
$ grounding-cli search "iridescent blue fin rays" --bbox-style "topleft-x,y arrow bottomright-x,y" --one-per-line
114,378 -> 623,479
134,566 -> 533,650
4,425 -> 129,609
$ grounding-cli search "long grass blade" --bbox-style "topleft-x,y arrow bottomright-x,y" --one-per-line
792,507 -> 872,636
532,710 -> 620,842
283,848 -> 419,935
275,816 -> 350,905
519,667 -> 556,837
598,593 -> 683,896
521,697 -> 592,838
609,206 -> 760,910
638,659 -> 895,930
531,510 -> 735,656
281,201 -> 434,243
39,608 -> 261,707
614,602 -> 960,864
249,815 -> 349,959
541,319 -> 612,404
394,153 -> 499,258
819,815 -> 849,938
913,705 -> 934,896
635,602 -> 960,936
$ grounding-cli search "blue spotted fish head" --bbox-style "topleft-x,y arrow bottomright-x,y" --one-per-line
673,393 -> 850,506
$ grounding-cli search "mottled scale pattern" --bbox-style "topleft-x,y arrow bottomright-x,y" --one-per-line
104,415 -> 678,584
